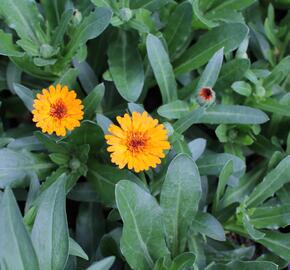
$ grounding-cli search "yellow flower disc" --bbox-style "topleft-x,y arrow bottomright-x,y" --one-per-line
32,84 -> 84,136
105,111 -> 171,173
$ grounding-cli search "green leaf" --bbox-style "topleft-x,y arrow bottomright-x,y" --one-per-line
215,58 -> 250,91
13,83 -> 34,112
192,212 -> 226,241
213,160 -> 233,212
96,114 -> 113,135
146,34 -> 178,104
87,161 -> 145,206
264,56 -> 290,89
0,188 -> 39,270
69,120 -> 104,149
130,0 -> 170,11
194,48 -> 224,94
255,98 -> 290,117
73,60 -> 99,94
108,31 -> 144,102
0,0 -> 46,44
188,138 -> 207,161
250,204 -> 290,229
173,107 -> 204,134
206,260 -> 278,270
69,237 -> 89,260
169,252 -> 196,270
0,148 -> 54,188
242,212 -> 265,240
160,154 -> 202,255
84,83 -> 105,119
200,105 -> 269,124
157,100 -> 189,119
231,81 -> 252,96
174,23 -> 248,74
31,175 -> 69,270
0,30 -> 24,57
116,180 -> 169,270
245,156 -> 290,207
86,256 -> 115,270
40,0 -> 67,29
163,1 -> 193,58
258,231 -> 290,261
197,152 -> 245,177
64,8 -> 112,62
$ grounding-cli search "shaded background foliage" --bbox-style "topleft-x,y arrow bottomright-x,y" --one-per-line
0,0 -> 290,269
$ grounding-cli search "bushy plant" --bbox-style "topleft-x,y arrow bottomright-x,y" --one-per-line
1,0 -> 290,269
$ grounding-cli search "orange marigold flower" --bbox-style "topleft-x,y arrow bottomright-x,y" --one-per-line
32,84 -> 84,136
105,112 -> 171,173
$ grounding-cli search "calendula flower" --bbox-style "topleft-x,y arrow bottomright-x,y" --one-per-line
32,84 -> 84,136
105,112 -> 170,173
197,87 -> 216,106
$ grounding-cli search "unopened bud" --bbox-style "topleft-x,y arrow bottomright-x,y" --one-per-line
119,8 -> 133,22
197,87 -> 216,106
72,9 -> 82,26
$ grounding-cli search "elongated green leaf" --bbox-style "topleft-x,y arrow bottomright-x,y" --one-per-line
116,180 -> 169,270
130,0 -> 169,11
108,31 -> 144,102
242,212 -> 265,240
197,153 -> 245,177
174,23 -> 248,74
264,56 -> 290,89
0,0 -> 46,43
188,138 -> 207,161
206,260 -> 278,270
255,99 -> 290,117
213,160 -> 233,212
13,83 -> 34,112
87,160 -> 144,206
31,175 -> 69,270
250,204 -> 290,229
86,256 -> 115,270
157,100 -> 189,119
245,156 -> 290,207
64,8 -> 112,61
200,105 -> 269,124
160,154 -> 201,255
169,252 -> 196,270
69,237 -> 89,260
84,83 -> 105,119
194,48 -> 224,93
215,58 -> 250,91
173,107 -> 204,134
40,0 -> 67,28
73,60 -> 99,94
0,30 -> 24,57
146,34 -> 177,104
192,212 -> 225,241
0,148 -> 54,188
258,231 -> 290,261
164,1 -> 193,57
0,188 -> 39,270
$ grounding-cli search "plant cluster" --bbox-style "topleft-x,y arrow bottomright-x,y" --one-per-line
0,0 -> 290,269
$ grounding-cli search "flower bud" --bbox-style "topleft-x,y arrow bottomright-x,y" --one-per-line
197,87 -> 216,106
39,44 -> 54,59
72,9 -> 82,26
119,8 -> 133,22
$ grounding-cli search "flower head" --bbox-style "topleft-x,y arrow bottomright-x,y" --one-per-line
32,84 -> 84,136
105,112 -> 170,173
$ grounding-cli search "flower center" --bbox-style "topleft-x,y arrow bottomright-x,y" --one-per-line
49,99 -> 67,119
127,132 -> 148,153
199,87 -> 213,100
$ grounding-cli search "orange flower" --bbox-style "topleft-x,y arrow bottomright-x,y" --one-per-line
32,84 -> 84,136
105,112 -> 170,173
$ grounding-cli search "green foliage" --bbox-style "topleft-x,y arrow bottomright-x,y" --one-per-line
1,0 -> 290,269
